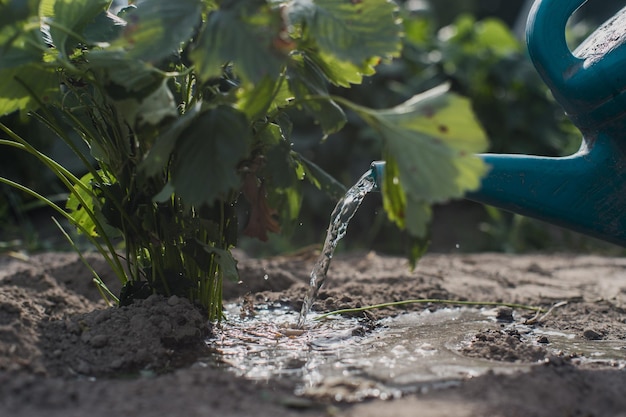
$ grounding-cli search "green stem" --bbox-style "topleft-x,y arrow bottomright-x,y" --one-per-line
314,299 -> 546,321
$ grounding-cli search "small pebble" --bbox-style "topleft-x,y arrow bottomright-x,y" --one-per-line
495,307 -> 514,322
582,328 -> 602,340
89,334 -> 108,348
537,335 -> 550,344
167,295 -> 181,306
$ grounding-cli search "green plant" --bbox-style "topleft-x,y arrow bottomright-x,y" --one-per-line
0,0 -> 488,319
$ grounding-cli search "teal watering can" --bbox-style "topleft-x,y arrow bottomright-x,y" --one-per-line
372,0 -> 626,247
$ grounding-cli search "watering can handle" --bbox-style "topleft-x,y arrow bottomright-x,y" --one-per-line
526,0 -> 586,95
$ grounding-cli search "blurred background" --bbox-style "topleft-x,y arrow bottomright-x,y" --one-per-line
2,0 -> 625,256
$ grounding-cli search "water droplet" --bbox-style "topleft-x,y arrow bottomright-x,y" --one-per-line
263,274 -> 269,280
392,177 -> 399,185
455,243 -> 460,249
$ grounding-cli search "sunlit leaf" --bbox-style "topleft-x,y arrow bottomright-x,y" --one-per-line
170,106 -> 251,206
346,84 -> 489,236
311,50 -> 380,87
0,64 -> 58,115
236,76 -> 292,121
440,15 -> 520,57
286,0 -> 401,86
66,172 -> 99,237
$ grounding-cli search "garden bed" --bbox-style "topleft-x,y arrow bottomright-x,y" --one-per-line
1,250 -> 626,416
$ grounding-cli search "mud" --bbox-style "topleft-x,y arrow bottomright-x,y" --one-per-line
1,250 -> 626,417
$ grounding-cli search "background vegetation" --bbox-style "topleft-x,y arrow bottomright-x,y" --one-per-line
1,0 -> 624,258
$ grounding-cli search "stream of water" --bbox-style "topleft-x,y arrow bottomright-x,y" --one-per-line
296,169 -> 377,328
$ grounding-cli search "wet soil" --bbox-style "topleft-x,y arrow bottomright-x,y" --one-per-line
1,250 -> 626,417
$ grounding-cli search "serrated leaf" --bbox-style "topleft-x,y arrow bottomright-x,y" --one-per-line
191,4 -> 286,84
288,0 -> 401,63
41,0 -> 110,57
0,63 -> 58,115
110,0 -> 202,62
287,0 -> 401,86
170,106 -> 251,206
287,54 -> 346,134
350,84 -> 488,237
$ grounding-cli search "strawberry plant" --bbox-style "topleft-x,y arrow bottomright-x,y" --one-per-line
0,0 -> 488,319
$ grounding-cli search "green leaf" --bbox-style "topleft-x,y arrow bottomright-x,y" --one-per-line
441,15 -> 520,58
287,54 -> 346,134
0,21 -> 46,69
287,0 -> 401,86
407,235 -> 430,270
346,84 -> 489,237
82,10 -> 126,45
41,0 -> 110,57
191,4 -> 287,84
296,155 -> 347,200
140,102 -> 202,177
0,0 -> 39,27
236,76 -> 291,121
202,245 -> 239,282
110,0 -> 202,62
0,63 -> 58,116
66,172 -> 99,237
170,106 -> 251,206
306,49 -> 378,87
85,49 -> 163,94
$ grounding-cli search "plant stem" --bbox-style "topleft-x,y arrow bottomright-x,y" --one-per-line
314,299 -> 546,321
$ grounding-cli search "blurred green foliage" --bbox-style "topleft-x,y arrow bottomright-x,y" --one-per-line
246,0 -> 585,256
3,0 -> 620,256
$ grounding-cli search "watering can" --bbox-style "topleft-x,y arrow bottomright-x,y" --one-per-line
372,0 -> 626,247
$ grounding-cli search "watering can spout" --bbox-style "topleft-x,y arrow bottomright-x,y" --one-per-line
371,0 -> 626,247
371,134 -> 626,247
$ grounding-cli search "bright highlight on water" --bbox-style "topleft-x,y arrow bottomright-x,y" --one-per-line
296,169 -> 377,328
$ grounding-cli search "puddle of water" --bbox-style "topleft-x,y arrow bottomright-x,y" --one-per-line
205,305 -> 626,402
524,327 -> 626,365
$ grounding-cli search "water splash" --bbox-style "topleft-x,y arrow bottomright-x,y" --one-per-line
296,169 -> 377,328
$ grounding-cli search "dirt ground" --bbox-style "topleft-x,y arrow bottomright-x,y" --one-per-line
1,249 -> 626,417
